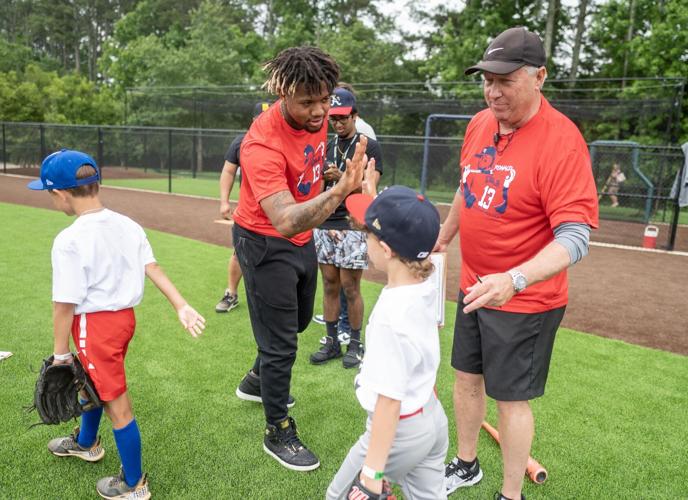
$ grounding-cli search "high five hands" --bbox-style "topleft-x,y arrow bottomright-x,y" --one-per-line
336,136 -> 377,197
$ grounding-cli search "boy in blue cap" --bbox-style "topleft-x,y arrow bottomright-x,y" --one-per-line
28,149 -> 206,499
326,186 -> 448,500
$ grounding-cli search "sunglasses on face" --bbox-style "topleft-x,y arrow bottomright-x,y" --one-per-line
329,114 -> 352,124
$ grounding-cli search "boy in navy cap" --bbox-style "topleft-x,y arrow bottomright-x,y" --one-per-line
28,150 -> 205,499
326,186 -> 448,500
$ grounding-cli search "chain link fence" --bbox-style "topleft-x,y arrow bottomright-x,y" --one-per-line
2,121 -> 685,250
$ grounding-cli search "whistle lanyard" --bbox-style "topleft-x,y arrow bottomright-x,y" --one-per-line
333,133 -> 359,171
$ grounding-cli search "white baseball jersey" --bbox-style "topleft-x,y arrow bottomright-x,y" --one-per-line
355,278 -> 440,415
51,209 -> 156,314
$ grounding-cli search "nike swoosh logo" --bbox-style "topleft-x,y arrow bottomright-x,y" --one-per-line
487,48 -> 504,55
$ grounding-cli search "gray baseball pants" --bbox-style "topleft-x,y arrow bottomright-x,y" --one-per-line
326,395 -> 448,500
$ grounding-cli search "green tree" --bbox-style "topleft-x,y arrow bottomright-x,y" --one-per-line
0,65 -> 120,124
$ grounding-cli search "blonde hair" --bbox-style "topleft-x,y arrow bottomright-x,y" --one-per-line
398,256 -> 435,281
66,164 -> 99,198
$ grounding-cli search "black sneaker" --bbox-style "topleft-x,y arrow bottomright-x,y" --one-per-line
495,492 -> 525,500
342,339 -> 364,369
309,337 -> 342,364
215,290 -> 239,313
263,417 -> 320,471
235,371 -> 295,408
445,456 -> 483,495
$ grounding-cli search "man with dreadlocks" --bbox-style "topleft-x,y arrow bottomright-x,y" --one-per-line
231,46 -> 371,471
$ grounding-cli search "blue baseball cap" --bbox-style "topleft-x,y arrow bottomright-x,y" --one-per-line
27,149 -> 100,191
346,186 -> 440,261
329,87 -> 356,116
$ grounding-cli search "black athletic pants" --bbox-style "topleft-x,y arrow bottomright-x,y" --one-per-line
233,223 -> 317,424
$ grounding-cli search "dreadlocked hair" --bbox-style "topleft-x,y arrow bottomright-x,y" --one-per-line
262,46 -> 340,97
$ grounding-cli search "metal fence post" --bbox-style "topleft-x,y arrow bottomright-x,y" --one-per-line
668,157 -> 684,251
421,114 -> 473,195
97,127 -> 104,180
168,129 -> 172,193
192,132 -> 197,179
39,124 -> 46,161
2,123 -> 6,173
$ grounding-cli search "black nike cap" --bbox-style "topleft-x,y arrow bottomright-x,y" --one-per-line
465,27 -> 546,75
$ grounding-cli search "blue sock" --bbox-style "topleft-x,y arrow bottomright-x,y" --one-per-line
113,419 -> 143,488
77,400 -> 103,448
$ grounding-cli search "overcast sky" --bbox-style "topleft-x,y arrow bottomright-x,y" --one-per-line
377,0 -> 580,65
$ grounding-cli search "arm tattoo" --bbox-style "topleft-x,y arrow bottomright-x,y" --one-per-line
289,191 -> 342,233
269,190 -> 343,235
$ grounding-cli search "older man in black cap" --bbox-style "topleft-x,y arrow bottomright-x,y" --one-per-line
435,27 -> 598,500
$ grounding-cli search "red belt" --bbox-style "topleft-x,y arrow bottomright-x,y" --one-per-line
400,386 -> 437,420
400,407 -> 423,420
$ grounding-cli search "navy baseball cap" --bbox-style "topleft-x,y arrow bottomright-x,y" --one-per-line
329,87 -> 355,116
253,101 -> 270,118
346,186 -> 440,261
465,27 -> 546,75
27,149 -> 100,191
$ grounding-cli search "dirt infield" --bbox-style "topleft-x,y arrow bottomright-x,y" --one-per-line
2,173 -> 686,355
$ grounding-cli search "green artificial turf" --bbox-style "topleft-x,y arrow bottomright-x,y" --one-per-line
0,202 -> 686,498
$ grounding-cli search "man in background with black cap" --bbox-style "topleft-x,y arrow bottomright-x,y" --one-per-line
435,27 -> 598,500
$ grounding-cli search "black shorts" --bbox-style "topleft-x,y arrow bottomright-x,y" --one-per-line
451,292 -> 565,401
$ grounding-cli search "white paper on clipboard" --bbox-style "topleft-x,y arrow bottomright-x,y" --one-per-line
429,253 -> 447,326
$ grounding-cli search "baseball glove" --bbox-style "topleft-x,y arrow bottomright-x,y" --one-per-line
347,474 -> 396,500
28,354 -> 101,426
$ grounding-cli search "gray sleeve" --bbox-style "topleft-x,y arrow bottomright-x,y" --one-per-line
553,222 -> 591,265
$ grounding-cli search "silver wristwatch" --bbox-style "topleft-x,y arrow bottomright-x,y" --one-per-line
507,269 -> 528,293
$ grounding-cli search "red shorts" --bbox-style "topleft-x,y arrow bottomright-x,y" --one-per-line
71,308 -> 136,402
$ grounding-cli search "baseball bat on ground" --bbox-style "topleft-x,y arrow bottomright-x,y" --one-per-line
481,421 -> 548,484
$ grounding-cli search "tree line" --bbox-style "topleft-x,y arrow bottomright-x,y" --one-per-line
0,0 -> 686,142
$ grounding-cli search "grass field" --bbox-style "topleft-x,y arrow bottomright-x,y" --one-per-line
1,202 -> 686,499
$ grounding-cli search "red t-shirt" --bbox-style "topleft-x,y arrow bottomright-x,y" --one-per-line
233,101 -> 327,246
458,96 -> 599,313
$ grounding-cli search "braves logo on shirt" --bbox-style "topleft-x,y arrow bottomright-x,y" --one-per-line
462,146 -> 516,217
297,142 -> 325,196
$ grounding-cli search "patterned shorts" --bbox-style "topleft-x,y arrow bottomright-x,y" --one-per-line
314,229 -> 368,270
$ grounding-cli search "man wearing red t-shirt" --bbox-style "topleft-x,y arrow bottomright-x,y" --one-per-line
231,47 -> 370,472
436,28 -> 598,500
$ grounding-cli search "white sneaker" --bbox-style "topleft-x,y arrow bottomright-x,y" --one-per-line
445,456 -> 483,495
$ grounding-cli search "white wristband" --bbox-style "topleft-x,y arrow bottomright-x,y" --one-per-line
53,352 -> 73,361
361,464 -> 384,480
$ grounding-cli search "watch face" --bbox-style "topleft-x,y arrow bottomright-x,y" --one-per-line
510,270 -> 527,292
515,275 -> 527,291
